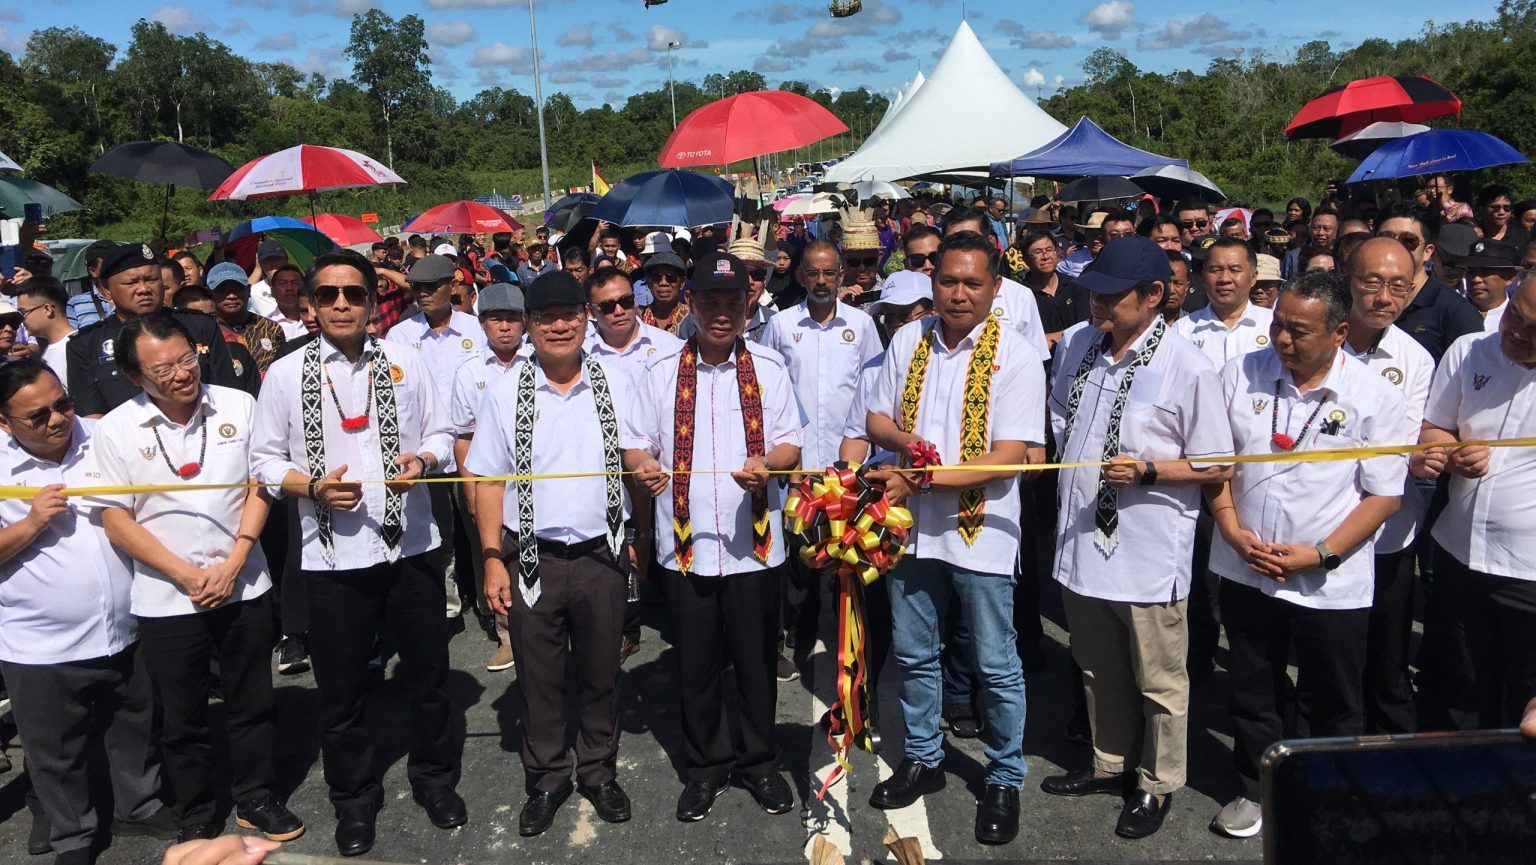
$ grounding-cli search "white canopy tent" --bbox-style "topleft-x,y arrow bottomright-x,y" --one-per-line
825,21 -> 1066,183
868,70 -> 926,139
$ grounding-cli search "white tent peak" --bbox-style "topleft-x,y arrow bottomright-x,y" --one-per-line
826,20 -> 1066,182
871,69 -> 926,137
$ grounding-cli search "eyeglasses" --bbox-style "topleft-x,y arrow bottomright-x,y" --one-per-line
143,353 -> 199,383
905,252 -> 932,269
1487,203 -> 1512,212
1376,230 -> 1421,252
17,303 -> 49,320
591,294 -> 637,315
747,268 -> 768,282
529,308 -> 584,328
1179,219 -> 1210,230
4,394 -> 73,430
1354,277 -> 1415,297
801,268 -> 842,280
846,256 -> 879,268
315,284 -> 370,306
648,271 -> 682,285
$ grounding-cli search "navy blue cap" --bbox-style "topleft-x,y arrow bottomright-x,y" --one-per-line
524,270 -> 584,311
1072,236 -> 1174,295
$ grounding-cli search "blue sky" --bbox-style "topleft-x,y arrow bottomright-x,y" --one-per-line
0,0 -> 1504,108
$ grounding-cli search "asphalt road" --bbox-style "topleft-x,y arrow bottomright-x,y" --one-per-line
0,579 -> 1265,865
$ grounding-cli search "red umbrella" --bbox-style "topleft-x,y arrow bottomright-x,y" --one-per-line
1285,75 -> 1461,141
657,90 -> 849,168
301,212 -> 383,245
402,200 -> 524,234
208,144 -> 404,201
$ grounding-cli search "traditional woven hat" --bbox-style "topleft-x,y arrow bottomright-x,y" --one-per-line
840,207 -> 882,252
726,216 -> 773,265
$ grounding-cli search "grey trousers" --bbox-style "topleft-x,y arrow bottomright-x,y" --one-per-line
2,643 -> 163,853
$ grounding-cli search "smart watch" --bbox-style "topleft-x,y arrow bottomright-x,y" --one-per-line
1139,461 -> 1158,486
1315,542 -> 1342,571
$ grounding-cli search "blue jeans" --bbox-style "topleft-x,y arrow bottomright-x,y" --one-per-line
887,556 -> 1027,788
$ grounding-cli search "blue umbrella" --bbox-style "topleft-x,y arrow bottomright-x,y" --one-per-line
1345,128 -> 1529,183
588,170 -> 736,228
227,215 -> 321,242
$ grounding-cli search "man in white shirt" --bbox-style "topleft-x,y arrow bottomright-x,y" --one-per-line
467,271 -> 642,837
1461,239 -> 1520,332
386,253 -> 488,621
15,281 -> 74,380
264,264 -> 310,340
1040,238 -> 1234,840
863,231 -> 1047,846
1339,238 -> 1436,735
250,251 -> 463,857
247,240 -> 289,319
0,360 -> 178,860
92,313 -> 303,844
942,208 -> 1052,362
1205,270 -> 1406,840
1414,272 -> 1536,729
623,252 -> 802,824
449,283 -> 528,672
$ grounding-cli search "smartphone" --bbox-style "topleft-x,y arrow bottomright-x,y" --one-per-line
1262,730 -> 1536,865
23,202 -> 42,224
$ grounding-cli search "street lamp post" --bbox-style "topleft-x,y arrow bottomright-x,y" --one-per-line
666,40 -> 681,128
528,0 -> 551,207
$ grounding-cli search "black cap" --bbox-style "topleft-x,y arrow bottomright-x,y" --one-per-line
99,243 -> 159,281
1463,239 -> 1521,270
524,270 -> 585,311
690,252 -> 750,293
1071,237 -> 1172,294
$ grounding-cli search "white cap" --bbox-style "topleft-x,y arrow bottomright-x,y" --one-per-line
433,243 -> 458,257
640,231 -> 673,256
0,298 -> 16,316
869,270 -> 932,313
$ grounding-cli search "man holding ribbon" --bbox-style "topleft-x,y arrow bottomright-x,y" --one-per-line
466,270 -> 642,837
863,231 -> 1048,846
622,251 -> 802,824
1040,237 -> 1234,840
250,250 -> 464,858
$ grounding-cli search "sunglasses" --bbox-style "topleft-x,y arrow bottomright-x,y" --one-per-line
315,284 -> 370,306
592,294 -> 637,315
847,255 -> 879,267
1377,230 -> 1421,252
1487,203 -> 1512,212
0,314 -> 21,329
5,394 -> 73,429
905,252 -> 932,269
747,268 -> 768,282
1179,219 -> 1210,230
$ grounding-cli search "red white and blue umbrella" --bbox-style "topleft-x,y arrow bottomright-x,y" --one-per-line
208,145 -> 404,201
1345,128 -> 1529,184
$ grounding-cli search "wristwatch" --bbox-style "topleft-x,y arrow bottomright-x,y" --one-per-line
1139,461 -> 1158,486
1315,542 -> 1342,571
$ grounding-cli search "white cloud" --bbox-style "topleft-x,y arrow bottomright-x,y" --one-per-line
223,18 -> 252,36
1137,13 -> 1252,51
150,5 -> 209,34
1021,68 -> 1045,89
425,0 -> 522,8
996,20 -> 1076,50
290,0 -> 372,16
427,20 -> 475,46
469,41 -> 535,68
753,56 -> 793,74
584,48 -> 650,72
646,24 -> 704,51
255,32 -> 298,51
295,51 -> 341,78
831,58 -> 880,74
557,23 -> 594,48
0,25 -> 28,56
1078,0 -> 1136,39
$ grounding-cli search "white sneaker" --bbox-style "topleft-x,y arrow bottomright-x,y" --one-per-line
1211,796 -> 1263,838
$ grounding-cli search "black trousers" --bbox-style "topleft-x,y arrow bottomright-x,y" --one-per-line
664,566 -> 781,784
137,592 -> 277,824
276,500 -> 308,636
305,553 -> 456,814
1220,579 -> 1368,802
2,645 -> 162,853
1187,513 -> 1221,670
1432,550 -> 1536,729
507,548 -> 626,793
1363,549 -> 1418,734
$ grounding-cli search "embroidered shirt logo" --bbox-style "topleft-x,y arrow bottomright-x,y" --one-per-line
1473,373 -> 1491,391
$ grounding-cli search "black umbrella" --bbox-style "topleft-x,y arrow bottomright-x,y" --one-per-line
545,193 -> 600,227
1129,165 -> 1226,202
553,201 -> 594,234
1056,175 -> 1144,203
90,141 -> 236,242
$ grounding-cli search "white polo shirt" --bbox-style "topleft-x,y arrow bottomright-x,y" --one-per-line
868,317 -> 1047,576
1482,299 -> 1507,333
1209,349 -> 1408,610
92,386 -> 273,618
1049,321 -> 1234,603
1425,332 -> 1536,580
0,420 -> 137,664
993,277 -> 1053,362
840,353 -> 896,465
1173,301 -> 1275,368
448,345 -> 529,435
385,310 -> 487,402
761,299 -> 882,474
465,357 -> 635,541
621,340 -> 802,577
1343,324 -> 1434,553
251,336 -> 455,571
583,322 -> 682,371
41,333 -> 73,381
266,308 -> 309,341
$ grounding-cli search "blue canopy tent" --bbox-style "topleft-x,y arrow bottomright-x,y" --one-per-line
989,116 -> 1186,180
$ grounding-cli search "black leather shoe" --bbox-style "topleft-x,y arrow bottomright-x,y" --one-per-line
52,846 -> 92,865
174,821 -> 221,844
412,786 -> 468,829
519,781 -> 573,836
578,780 -> 631,824
675,778 -> 728,822
942,702 -> 982,738
236,795 -> 306,841
28,811 -> 53,855
112,808 -> 180,841
1116,790 -> 1172,839
1040,768 -> 1134,798
975,784 -> 1020,845
869,758 -> 945,809
334,808 -> 377,858
734,771 -> 793,814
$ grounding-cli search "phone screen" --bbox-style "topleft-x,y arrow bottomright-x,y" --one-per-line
1263,733 -> 1536,865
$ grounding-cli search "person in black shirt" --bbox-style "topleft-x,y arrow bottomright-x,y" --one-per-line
65,244 -> 245,417
1374,205 -> 1483,362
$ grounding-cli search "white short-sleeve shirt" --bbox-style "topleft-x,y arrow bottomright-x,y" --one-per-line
385,310 -> 487,403
1425,332 -> 1536,580
868,317 -> 1047,576
1209,349 -> 1408,610
449,346 -> 528,435
993,277 -> 1053,362
583,322 -> 683,372
1173,301 -> 1275,369
1343,324 -> 1434,553
92,386 -> 273,617
761,299 -> 882,474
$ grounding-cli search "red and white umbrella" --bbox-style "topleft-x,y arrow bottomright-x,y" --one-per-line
301,212 -> 383,246
402,200 -> 524,234
1215,207 -> 1255,232
208,145 -> 404,201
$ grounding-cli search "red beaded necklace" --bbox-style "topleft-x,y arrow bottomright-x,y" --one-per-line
153,414 -> 208,479
325,361 -> 374,432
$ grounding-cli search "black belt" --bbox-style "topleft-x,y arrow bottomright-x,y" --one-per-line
501,530 -> 611,561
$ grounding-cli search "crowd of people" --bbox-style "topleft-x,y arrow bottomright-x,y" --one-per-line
0,171 -> 1534,865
